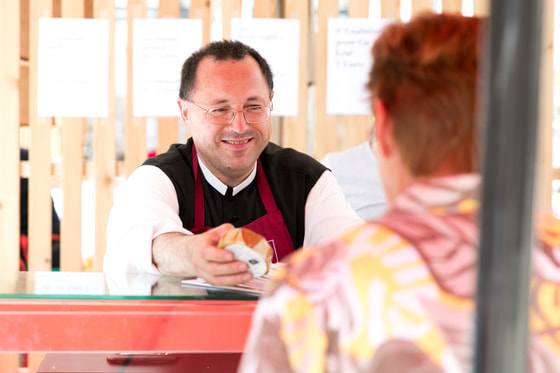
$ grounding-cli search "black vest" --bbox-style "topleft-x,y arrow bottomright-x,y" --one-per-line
143,138 -> 327,250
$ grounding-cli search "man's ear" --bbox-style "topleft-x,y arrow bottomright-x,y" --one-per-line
373,99 -> 393,158
178,99 -> 189,125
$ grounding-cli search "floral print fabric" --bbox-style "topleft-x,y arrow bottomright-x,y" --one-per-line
239,174 -> 560,373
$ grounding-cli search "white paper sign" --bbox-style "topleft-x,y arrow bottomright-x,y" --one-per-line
326,18 -> 393,115
231,18 -> 300,117
34,272 -> 106,295
38,18 -> 109,117
133,19 -> 203,117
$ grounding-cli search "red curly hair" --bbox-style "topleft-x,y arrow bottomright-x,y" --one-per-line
368,12 -> 483,177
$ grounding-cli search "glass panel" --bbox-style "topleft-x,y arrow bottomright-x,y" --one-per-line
0,271 -> 258,301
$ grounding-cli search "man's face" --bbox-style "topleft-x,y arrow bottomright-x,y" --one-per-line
179,56 -> 273,186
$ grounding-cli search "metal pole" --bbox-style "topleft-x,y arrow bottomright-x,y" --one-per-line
474,1 -> 543,372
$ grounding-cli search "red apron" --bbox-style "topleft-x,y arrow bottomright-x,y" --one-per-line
190,146 -> 295,262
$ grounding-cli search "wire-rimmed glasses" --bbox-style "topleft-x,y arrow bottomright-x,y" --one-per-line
189,101 -> 273,125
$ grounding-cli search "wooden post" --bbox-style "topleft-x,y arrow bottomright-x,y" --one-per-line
313,0 -> 339,159
222,0 -> 242,41
254,0 -> 278,19
59,0 -> 86,272
125,0 -> 147,176
442,0 -> 463,12
409,0 -> 434,16
282,0 -> 309,153
253,0 -> 281,145
342,0 -> 371,151
0,0 -> 21,275
473,0 -> 489,16
91,0 -> 116,272
157,0 -> 181,155
191,0 -> 211,45
20,0 -> 30,128
0,354 -> 19,373
535,0 -> 554,210
28,0 -> 54,271
380,0 -> 400,18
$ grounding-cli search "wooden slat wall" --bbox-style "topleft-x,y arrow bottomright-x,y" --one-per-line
7,0 -> 559,284
59,0 -> 85,272
254,0 -> 277,18
473,0 -> 489,16
314,0 -> 339,160
0,2 -> 23,369
0,1 -> 21,273
28,0 -> 54,272
191,0 -> 212,45
252,0 -> 281,145
2,3 -> 26,371
535,0 -> 555,210
343,0 -> 371,151
156,0 -> 180,155
0,354 -> 18,373
282,0 -> 309,152
222,0 -> 242,41
380,0 -> 400,18
125,0 -> 147,177
20,0 -> 30,130
442,0 -> 463,12
410,0 -> 433,16
91,0 -> 116,272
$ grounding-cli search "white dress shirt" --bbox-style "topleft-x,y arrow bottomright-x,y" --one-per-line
103,158 -> 363,274
321,141 -> 388,221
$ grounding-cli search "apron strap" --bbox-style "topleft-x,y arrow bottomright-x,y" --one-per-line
256,160 -> 278,214
192,145 -> 205,228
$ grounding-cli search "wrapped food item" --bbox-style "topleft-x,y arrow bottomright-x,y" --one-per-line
218,228 -> 273,278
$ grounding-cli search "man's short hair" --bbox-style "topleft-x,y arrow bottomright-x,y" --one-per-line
179,39 -> 274,101
368,12 -> 482,176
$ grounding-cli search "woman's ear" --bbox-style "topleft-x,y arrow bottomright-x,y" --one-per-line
373,99 -> 393,158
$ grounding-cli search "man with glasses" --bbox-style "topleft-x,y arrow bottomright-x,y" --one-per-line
104,40 -> 361,286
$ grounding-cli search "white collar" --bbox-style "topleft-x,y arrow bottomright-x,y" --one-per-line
197,155 -> 257,197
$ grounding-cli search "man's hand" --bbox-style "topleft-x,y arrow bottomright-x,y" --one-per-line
152,223 -> 253,286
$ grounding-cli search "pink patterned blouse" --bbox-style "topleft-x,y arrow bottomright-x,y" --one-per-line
239,174 -> 560,373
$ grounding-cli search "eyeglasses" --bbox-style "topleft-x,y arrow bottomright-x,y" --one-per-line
188,101 -> 273,125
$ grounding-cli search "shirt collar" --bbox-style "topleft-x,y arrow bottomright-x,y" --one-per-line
196,155 -> 257,197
